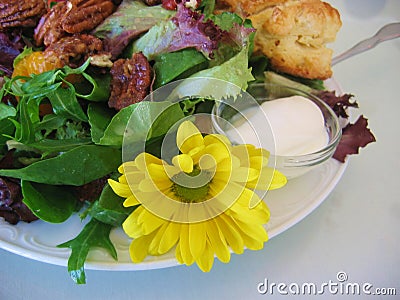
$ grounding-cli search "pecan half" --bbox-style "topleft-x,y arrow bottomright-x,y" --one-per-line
63,0 -> 115,34
43,33 -> 105,68
34,2 -> 68,47
109,53 -> 152,111
0,0 -> 47,30
34,0 -> 116,46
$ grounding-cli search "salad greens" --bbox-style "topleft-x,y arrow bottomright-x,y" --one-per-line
1,0 -> 259,282
21,180 -> 78,223
58,218 -> 117,284
0,0 -> 375,284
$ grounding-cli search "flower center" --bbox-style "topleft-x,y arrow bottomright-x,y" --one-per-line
172,166 -> 212,203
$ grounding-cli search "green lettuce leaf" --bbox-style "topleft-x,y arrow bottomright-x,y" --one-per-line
172,44 -> 254,101
153,48 -> 208,88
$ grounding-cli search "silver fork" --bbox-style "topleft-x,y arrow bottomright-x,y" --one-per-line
331,22 -> 400,66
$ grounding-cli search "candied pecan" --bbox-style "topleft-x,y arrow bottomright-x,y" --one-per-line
63,0 -> 115,34
0,0 -> 47,30
43,34 -> 105,68
109,53 -> 152,111
34,0 -> 116,47
34,2 -> 68,47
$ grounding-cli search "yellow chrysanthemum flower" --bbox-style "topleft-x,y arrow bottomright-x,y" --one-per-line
108,120 -> 287,271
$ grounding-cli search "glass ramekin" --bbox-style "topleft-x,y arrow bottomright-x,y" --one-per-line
211,82 -> 342,179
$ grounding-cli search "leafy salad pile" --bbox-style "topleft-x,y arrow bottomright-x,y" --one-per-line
0,0 -> 375,284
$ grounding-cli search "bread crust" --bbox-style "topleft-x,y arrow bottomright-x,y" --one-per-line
216,0 -> 342,79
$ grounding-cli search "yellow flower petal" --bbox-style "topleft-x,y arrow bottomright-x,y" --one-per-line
249,156 -> 269,169
108,179 -> 132,198
177,121 -> 204,154
187,145 -> 206,163
206,219 -> 230,263
123,195 -> 140,207
189,221 -> 207,260
204,142 -> 231,163
235,219 -> 268,242
198,154 -> 217,171
229,167 -> 261,183
240,230 -> 267,250
138,210 -> 165,235
135,152 -> 163,171
122,171 -> 145,184
146,163 -> 170,182
246,168 -> 287,190
123,208 -> 145,238
195,241 -> 214,272
209,181 -> 246,207
175,240 -> 183,264
148,223 -> 168,255
158,222 -> 181,254
203,134 -> 231,147
216,214 -> 244,254
129,232 -> 157,263
172,154 -> 193,173
216,156 -> 240,172
179,223 -> 194,265
118,161 -> 137,174
139,178 -> 172,192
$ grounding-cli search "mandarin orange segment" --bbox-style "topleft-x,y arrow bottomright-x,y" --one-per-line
12,51 -> 63,78
12,51 -> 63,115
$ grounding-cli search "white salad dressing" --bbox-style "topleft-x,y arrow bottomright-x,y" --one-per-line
225,95 -> 329,156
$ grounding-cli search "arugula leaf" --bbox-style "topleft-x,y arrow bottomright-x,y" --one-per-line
0,145 -> 122,185
0,119 -> 14,152
75,73 -> 111,102
13,97 -> 36,144
87,103 -> 115,144
0,102 -> 16,119
27,138 -> 92,152
58,218 -> 117,284
0,103 -> 16,149
21,180 -> 79,223
34,114 -> 67,136
47,84 -> 88,122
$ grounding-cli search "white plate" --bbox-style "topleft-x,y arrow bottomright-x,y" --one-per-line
0,79 -> 347,271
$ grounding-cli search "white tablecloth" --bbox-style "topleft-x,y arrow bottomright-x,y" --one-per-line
1,1 -> 399,299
